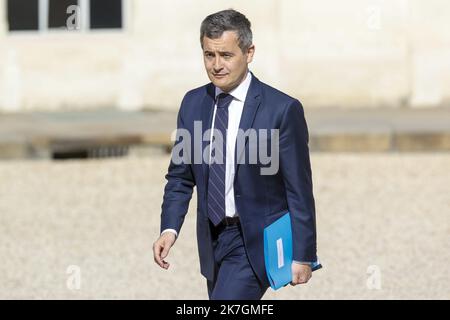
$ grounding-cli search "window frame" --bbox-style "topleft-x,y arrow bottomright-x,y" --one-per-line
7,0 -> 127,35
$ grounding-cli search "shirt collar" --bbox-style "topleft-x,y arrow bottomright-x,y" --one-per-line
214,71 -> 252,102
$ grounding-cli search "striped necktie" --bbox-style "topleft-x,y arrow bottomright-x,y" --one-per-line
207,93 -> 234,226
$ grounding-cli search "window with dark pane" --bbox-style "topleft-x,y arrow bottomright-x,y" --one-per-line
7,0 -> 39,31
49,0 -> 78,29
90,0 -> 122,29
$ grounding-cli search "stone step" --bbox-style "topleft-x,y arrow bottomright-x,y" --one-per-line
1,108 -> 449,159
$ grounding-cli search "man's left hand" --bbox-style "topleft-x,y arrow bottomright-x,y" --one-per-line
290,262 -> 312,286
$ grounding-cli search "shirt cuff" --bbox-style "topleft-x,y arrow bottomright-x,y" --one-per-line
293,260 -> 313,265
293,259 -> 323,272
161,229 -> 178,238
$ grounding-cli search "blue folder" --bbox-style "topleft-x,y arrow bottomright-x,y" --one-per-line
264,212 -> 322,290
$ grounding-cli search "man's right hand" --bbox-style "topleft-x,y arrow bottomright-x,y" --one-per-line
153,232 -> 176,270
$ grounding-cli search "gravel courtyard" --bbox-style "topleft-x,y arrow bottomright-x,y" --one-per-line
0,152 -> 448,299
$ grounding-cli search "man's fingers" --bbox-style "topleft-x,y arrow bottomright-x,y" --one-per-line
161,242 -> 171,260
290,267 -> 312,286
290,273 -> 300,286
290,262 -> 313,286
160,240 -> 173,269
298,274 -> 312,284
290,278 -> 309,286
153,236 -> 174,270
153,242 -> 166,268
298,276 -> 309,284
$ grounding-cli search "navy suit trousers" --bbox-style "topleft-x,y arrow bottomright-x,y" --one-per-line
207,223 -> 269,300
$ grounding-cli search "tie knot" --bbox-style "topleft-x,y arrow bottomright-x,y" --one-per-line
216,93 -> 233,108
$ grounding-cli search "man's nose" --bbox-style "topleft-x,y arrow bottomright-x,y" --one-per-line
213,56 -> 223,71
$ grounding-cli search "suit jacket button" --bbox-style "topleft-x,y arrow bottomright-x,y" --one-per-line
236,194 -> 241,198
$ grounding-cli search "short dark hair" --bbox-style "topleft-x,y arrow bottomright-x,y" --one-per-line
200,9 -> 252,52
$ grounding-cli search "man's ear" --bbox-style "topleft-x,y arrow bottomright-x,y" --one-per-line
246,45 -> 255,63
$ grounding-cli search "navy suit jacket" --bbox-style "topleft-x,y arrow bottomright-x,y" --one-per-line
160,73 -> 317,288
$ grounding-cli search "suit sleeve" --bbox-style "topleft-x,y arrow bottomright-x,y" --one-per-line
279,99 -> 318,262
160,94 -> 196,235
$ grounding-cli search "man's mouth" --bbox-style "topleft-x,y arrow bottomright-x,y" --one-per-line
213,73 -> 228,78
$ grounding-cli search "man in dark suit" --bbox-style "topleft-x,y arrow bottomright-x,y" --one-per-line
153,9 -> 319,300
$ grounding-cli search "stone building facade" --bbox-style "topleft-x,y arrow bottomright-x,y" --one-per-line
0,0 -> 449,112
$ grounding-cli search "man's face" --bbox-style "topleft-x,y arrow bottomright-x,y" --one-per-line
202,31 -> 255,92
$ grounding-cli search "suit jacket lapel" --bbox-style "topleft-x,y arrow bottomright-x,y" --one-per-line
234,74 -> 262,178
